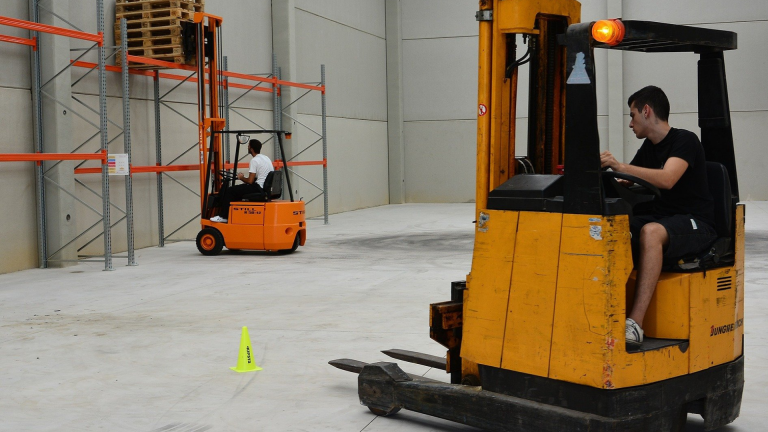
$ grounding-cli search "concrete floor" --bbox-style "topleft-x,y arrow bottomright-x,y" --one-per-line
0,203 -> 766,432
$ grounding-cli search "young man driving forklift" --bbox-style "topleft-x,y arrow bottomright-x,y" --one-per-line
600,85 -> 717,346
210,139 -> 273,223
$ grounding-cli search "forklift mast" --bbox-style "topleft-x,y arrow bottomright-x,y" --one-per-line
476,0 -> 580,215
193,13 -> 225,219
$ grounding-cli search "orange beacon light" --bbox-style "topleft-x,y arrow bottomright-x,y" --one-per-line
592,19 -> 625,46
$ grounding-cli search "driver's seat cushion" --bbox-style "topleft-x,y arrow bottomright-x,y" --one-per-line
666,162 -> 733,271
242,170 -> 283,202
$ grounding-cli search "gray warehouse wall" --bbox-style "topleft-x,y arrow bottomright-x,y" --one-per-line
0,2 -> 37,273
399,0 -> 478,203
293,0 -> 390,214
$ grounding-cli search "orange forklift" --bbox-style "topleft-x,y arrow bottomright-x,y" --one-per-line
190,13 -> 306,256
331,1 -> 744,431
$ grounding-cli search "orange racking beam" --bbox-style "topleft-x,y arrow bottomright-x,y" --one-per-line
73,160 -> 327,175
0,150 -> 107,163
0,15 -> 102,45
0,34 -> 36,49
274,159 -> 328,168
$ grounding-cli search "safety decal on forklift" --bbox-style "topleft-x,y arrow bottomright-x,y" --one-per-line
567,53 -> 591,85
478,104 -> 487,116
589,225 -> 603,240
477,212 -> 490,233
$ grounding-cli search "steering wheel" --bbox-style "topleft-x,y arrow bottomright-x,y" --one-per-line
601,170 -> 661,198
219,169 -> 236,181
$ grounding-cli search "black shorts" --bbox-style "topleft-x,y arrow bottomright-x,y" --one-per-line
630,214 -> 717,260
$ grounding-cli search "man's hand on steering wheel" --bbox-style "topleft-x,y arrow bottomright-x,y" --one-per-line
600,150 -> 620,171
601,151 -> 635,187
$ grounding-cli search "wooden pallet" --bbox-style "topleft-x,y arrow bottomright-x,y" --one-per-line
116,24 -> 184,39
115,9 -> 195,26
115,0 -> 204,14
116,35 -> 183,47
114,0 -> 202,71
127,45 -> 183,57
117,54 -> 195,69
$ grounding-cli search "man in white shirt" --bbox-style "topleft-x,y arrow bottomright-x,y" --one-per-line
210,139 -> 274,223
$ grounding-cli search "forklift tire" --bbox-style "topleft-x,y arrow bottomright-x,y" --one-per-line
196,228 -> 224,256
369,406 -> 400,417
278,234 -> 300,254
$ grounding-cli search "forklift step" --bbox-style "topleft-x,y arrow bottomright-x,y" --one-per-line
381,349 -> 446,370
627,337 -> 689,354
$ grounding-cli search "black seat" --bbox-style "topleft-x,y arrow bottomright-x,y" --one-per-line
668,162 -> 733,271
242,170 -> 283,202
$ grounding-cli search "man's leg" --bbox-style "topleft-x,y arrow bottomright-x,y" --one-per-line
217,184 -> 248,218
628,222 -> 669,327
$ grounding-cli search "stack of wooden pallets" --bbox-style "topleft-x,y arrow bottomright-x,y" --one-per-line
115,0 -> 204,69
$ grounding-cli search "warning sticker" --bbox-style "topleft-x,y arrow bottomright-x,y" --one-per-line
108,154 -> 129,176
478,104 -> 487,117
567,52 -> 591,85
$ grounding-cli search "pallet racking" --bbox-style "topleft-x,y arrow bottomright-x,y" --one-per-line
0,2 -> 328,270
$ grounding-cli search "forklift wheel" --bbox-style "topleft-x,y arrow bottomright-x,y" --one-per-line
278,234 -> 300,254
196,228 -> 224,256
369,406 -> 400,417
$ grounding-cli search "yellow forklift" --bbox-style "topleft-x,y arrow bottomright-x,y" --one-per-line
330,1 -> 744,430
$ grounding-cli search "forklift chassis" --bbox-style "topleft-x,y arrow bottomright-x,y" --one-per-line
333,351 -> 742,432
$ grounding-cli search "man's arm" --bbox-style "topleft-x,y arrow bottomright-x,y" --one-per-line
600,151 -> 688,190
237,172 -> 257,184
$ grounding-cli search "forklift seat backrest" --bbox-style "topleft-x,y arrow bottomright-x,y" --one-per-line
707,161 -> 732,239
241,170 -> 283,202
266,170 -> 283,200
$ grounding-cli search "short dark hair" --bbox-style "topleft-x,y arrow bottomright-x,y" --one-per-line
248,139 -> 262,154
627,85 -> 670,122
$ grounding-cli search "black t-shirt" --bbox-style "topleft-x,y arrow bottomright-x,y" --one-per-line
629,128 -> 715,227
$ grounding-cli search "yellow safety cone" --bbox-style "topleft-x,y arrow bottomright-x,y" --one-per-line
230,326 -> 263,372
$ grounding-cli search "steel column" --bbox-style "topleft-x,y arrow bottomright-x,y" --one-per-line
272,54 -> 280,156
321,64 -> 328,225
30,0 -> 47,268
223,56 -> 230,162
120,19 -> 136,266
97,0 -> 113,271
154,71 -> 165,247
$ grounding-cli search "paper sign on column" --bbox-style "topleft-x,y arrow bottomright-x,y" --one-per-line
108,154 -> 130,176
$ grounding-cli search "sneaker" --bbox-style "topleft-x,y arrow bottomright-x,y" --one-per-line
210,216 -> 227,223
626,318 -> 644,345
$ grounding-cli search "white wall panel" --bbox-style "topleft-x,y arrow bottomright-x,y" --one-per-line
296,0 -> 385,38
404,120 -> 475,203
623,0 -> 768,24
295,9 -> 387,120
297,114 -> 389,214
206,0 -> 273,78
620,20 -> 766,116
732,111 -> 768,200
402,36 -> 477,121
0,1 -> 31,90
0,88 -> 37,273
401,0 -> 477,40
